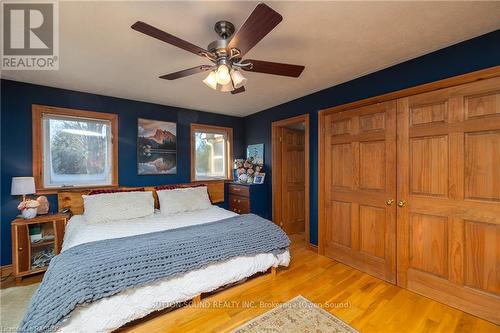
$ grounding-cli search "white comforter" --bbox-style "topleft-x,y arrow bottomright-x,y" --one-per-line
58,206 -> 290,332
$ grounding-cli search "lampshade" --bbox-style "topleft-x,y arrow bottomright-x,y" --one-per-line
230,69 -> 247,89
11,177 -> 36,196
219,82 -> 234,92
215,64 -> 231,85
203,71 -> 217,90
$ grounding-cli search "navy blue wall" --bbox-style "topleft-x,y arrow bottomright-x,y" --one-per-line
244,29 -> 500,245
0,80 -> 245,265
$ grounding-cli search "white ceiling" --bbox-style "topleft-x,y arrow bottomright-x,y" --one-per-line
2,1 -> 500,117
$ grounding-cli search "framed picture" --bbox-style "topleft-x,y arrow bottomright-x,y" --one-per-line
137,118 -> 177,175
253,173 -> 266,184
246,143 -> 264,164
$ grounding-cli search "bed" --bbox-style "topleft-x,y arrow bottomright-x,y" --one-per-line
20,184 -> 291,332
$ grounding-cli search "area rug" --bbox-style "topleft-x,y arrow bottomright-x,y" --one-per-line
231,295 -> 358,333
0,283 -> 39,330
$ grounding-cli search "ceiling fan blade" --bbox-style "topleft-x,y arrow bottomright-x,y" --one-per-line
227,4 -> 282,57
159,65 -> 212,80
132,21 -> 212,57
231,86 -> 245,94
241,59 -> 305,77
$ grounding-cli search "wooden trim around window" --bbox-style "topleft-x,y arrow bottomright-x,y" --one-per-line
32,104 -> 119,194
190,123 -> 233,182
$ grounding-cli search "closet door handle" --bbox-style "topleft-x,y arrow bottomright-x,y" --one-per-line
385,199 -> 394,206
397,200 -> 407,207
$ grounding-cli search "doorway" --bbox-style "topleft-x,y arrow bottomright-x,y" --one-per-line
272,114 -> 310,245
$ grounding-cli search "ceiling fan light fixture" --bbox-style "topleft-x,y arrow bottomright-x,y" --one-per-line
134,4 -> 304,96
230,69 -> 247,89
215,64 -> 231,85
203,71 -> 218,90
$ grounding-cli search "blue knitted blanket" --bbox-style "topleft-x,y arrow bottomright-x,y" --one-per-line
19,214 -> 290,332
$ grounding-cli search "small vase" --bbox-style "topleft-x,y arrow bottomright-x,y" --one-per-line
21,207 -> 38,219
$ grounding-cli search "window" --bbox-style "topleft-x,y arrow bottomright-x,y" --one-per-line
191,124 -> 233,181
33,105 -> 118,191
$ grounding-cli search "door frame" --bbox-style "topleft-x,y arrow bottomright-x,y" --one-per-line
318,65 -> 500,255
272,114 -> 310,247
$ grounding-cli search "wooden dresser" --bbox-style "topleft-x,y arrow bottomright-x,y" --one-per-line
11,213 -> 69,283
225,183 -> 268,219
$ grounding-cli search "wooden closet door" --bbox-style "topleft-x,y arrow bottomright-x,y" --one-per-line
280,127 -> 306,234
397,76 -> 500,324
324,100 -> 397,283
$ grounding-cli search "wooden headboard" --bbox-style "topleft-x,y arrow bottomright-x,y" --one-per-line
57,182 -> 225,215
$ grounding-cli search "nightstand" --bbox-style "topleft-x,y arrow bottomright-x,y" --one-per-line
225,183 -> 269,219
11,213 -> 69,283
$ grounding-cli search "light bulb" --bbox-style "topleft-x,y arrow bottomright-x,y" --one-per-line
230,69 -> 247,89
216,64 -> 231,85
202,71 -> 217,90
219,82 -> 234,92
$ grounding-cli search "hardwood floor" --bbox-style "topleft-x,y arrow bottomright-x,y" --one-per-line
2,234 -> 499,332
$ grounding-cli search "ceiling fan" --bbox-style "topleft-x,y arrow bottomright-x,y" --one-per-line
131,3 -> 305,94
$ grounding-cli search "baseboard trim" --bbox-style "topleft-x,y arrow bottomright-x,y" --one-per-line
1,264 -> 13,277
308,243 -> 318,253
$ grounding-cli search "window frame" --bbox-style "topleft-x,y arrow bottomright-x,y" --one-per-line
32,104 -> 118,193
190,123 -> 233,182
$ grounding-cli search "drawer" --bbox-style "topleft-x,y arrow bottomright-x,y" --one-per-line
228,195 -> 250,214
228,184 -> 250,197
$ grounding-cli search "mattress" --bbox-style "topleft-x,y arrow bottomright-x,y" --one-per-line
57,206 -> 290,332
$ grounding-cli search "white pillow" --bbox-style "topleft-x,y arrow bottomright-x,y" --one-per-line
83,191 -> 154,223
157,186 -> 212,216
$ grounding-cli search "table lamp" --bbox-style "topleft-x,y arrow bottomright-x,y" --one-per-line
11,177 -> 36,202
